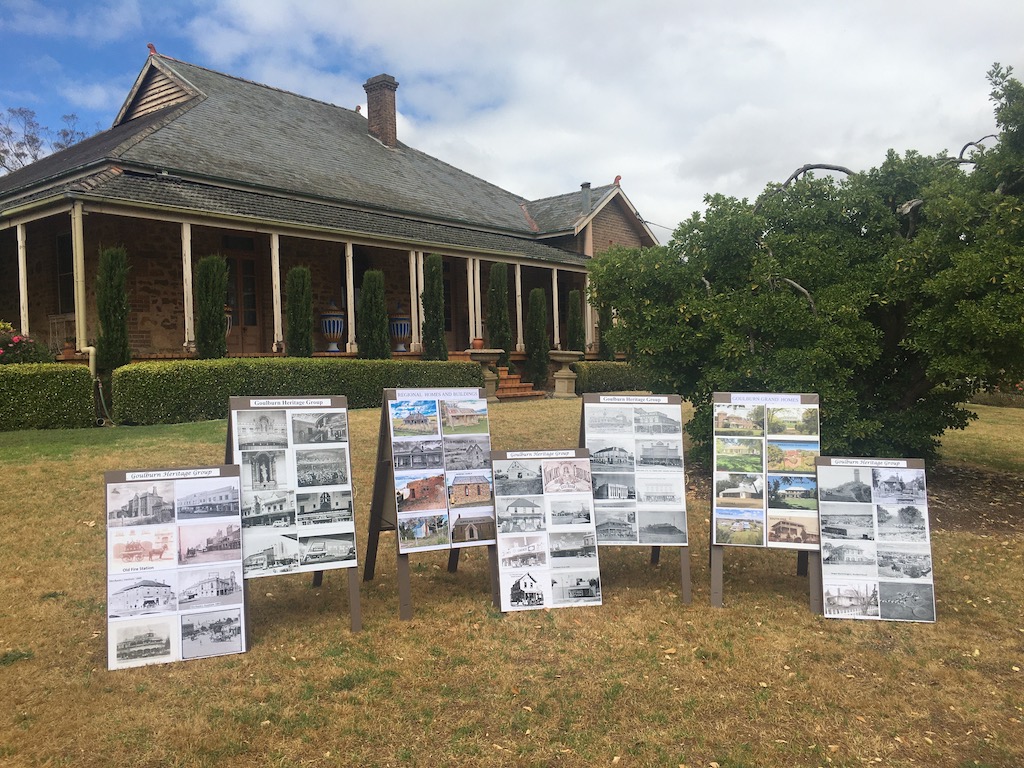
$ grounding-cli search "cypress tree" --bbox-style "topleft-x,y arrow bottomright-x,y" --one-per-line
285,266 -> 314,357
524,287 -> 550,386
486,262 -> 512,368
96,245 -> 132,372
195,254 -> 228,359
356,270 -> 391,359
567,288 -> 585,353
421,253 -> 448,360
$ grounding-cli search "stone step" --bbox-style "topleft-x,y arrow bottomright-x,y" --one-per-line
495,389 -> 546,400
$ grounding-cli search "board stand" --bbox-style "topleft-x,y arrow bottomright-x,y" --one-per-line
579,394 -> 692,603
709,538 -> 822,613
363,388 -> 499,619
225,400 -> 361,633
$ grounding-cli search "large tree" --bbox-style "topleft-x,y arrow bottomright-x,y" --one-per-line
590,65 -> 1024,464
0,107 -> 88,173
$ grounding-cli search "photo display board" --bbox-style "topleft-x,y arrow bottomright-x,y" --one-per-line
105,465 -> 246,670
229,396 -> 357,578
816,457 -> 936,623
492,449 -> 602,612
581,394 -> 688,546
712,392 -> 820,549
388,388 -> 496,554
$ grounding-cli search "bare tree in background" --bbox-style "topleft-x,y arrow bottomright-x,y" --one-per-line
0,107 -> 89,173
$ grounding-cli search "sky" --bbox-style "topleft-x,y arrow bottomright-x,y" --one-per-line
2,0 -> 1023,243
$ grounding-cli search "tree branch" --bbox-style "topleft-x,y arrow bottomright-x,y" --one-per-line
754,163 -> 855,213
780,277 -> 817,316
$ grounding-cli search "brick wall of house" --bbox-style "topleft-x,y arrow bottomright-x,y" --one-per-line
591,202 -> 646,252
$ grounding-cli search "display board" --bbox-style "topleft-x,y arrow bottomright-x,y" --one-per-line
386,389 -> 496,554
229,396 -> 357,578
105,465 -> 246,670
816,457 -> 936,623
492,449 -> 602,612
580,394 -> 688,546
711,392 -> 820,549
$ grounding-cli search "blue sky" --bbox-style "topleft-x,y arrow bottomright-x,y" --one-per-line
3,0 -> 1024,239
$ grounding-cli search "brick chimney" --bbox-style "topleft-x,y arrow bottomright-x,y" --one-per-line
581,182 -> 592,213
363,74 -> 399,148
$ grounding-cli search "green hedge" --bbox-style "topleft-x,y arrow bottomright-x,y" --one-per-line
112,358 -> 484,425
571,361 -> 652,395
0,364 -> 95,431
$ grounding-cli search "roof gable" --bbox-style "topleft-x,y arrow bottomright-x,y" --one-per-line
115,56 -> 199,124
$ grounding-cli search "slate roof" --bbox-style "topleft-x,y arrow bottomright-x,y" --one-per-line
1,54 -> 656,257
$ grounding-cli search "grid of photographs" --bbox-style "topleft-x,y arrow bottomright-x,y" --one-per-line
582,395 -> 688,547
105,465 -> 246,670
229,397 -> 357,578
711,392 -> 820,549
493,449 -> 602,612
388,388 -> 496,554
817,457 -> 936,623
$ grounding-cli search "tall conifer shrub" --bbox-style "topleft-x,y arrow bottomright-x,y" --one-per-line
96,245 -> 132,372
421,253 -> 448,360
356,270 -> 391,359
195,254 -> 228,359
285,266 -> 314,357
567,289 -> 585,353
524,287 -> 550,386
486,262 -> 512,368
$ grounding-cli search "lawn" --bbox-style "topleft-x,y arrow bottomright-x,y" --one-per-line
0,398 -> 1022,767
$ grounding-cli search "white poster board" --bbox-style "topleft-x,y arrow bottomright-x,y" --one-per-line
711,392 -> 820,549
230,396 -> 357,578
492,448 -> 602,612
582,394 -> 688,546
105,465 -> 246,669
817,457 -> 936,622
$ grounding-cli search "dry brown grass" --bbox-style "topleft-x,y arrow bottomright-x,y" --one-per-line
0,398 -> 1022,767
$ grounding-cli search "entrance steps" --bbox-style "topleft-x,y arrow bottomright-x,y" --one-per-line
494,367 -> 546,400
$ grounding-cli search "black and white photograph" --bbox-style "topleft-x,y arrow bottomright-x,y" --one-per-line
593,470 -> 635,501
588,438 -> 636,468
875,504 -> 929,541
504,570 -> 546,611
872,467 -> 927,505
821,540 -> 878,579
550,570 -> 602,606
175,478 -> 242,520
443,435 -> 491,471
635,474 -> 685,506
397,512 -> 451,552
496,496 -> 546,533
817,466 -> 873,503
180,607 -> 244,659
637,508 -> 688,545
107,525 -> 176,574
107,481 -> 175,527
822,581 -> 880,619
878,582 -> 936,622
547,531 -> 598,567
392,438 -> 444,470
547,495 -> 593,527
633,405 -> 682,435
178,522 -> 241,565
493,459 -> 544,496
295,447 -> 348,487
542,459 -> 592,494
291,411 -> 348,444
876,543 -> 933,580
594,506 -> 638,543
235,410 -> 288,450
298,532 -> 357,566
585,405 -> 634,435
766,511 -> 820,548
713,403 -> 764,436
240,449 -> 288,491
242,531 -> 299,576
107,572 -> 178,618
110,617 -> 176,669
635,438 -> 683,470
241,490 -> 294,529
178,565 -> 244,609
499,534 -> 547,568
819,504 -> 875,540
296,490 -> 353,526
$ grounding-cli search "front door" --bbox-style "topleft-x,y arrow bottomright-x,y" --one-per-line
226,257 -> 260,354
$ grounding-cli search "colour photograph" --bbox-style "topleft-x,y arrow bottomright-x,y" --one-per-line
713,403 -> 764,436
389,400 -> 440,437
439,398 -> 489,435
765,405 -> 819,437
713,506 -> 765,546
766,511 -> 820,548
713,472 -> 764,509
715,436 -> 764,473
765,439 -> 819,473
397,512 -> 450,552
766,474 -> 818,511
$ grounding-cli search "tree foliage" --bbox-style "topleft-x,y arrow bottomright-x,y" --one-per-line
590,65 -> 1024,464
96,246 -> 132,372
0,107 -> 88,173
285,266 -> 314,357
194,255 -> 229,360
486,262 -> 512,368
567,289 -> 585,352
596,301 -> 615,360
356,270 -> 392,359
421,254 -> 448,360
524,288 -> 550,386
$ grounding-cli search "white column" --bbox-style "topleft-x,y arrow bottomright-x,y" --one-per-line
584,273 -> 594,352
181,223 -> 194,349
270,233 -> 283,352
466,256 -> 475,345
551,268 -> 560,350
473,257 -> 483,339
71,202 -> 87,350
514,263 -> 524,352
17,224 -> 29,335
408,250 -> 420,352
416,251 -> 425,349
345,242 -> 356,353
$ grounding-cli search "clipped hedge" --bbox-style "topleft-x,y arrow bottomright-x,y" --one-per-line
0,363 -> 95,431
112,358 -> 484,425
572,361 -> 653,395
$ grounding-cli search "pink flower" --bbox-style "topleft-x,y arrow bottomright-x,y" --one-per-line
11,336 -> 21,343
